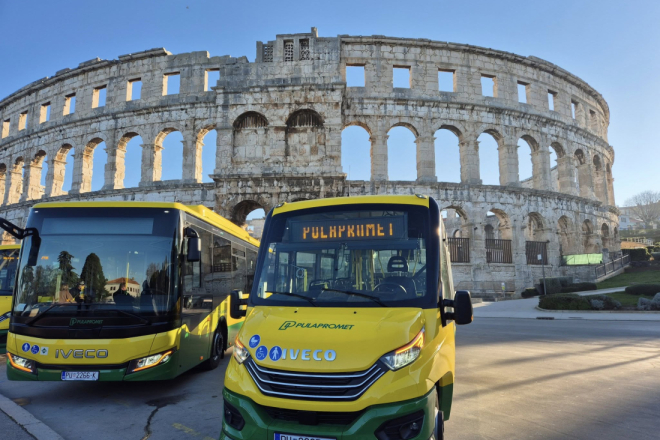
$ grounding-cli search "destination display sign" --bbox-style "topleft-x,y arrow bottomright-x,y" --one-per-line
289,215 -> 407,243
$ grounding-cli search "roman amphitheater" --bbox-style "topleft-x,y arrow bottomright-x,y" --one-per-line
0,28 -> 620,295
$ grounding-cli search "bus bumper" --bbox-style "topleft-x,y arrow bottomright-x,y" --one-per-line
220,386 -> 446,440
6,351 -> 181,381
0,330 -> 7,354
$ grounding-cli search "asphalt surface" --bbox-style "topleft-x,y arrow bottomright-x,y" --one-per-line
1,318 -> 659,440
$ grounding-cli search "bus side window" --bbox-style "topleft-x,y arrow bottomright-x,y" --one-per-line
246,249 -> 257,293
232,246 -> 246,294
213,236 -> 232,273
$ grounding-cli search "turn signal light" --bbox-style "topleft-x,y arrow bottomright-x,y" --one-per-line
379,328 -> 425,371
127,349 -> 174,374
8,353 -> 36,374
233,338 -> 250,364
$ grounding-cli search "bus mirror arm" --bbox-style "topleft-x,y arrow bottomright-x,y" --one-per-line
0,217 -> 41,266
184,227 -> 201,262
442,290 -> 473,325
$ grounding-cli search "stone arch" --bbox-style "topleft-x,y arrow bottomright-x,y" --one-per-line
343,120 -> 372,136
485,208 -> 512,240
196,124 -> 218,183
525,212 -> 547,241
582,219 -> 598,253
341,124 -> 371,180
153,127 -> 183,182
591,153 -> 607,203
5,156 -> 24,205
441,205 -> 470,238
50,143 -> 73,196
387,124 -> 418,181
22,150 -> 48,201
592,154 -> 602,171
478,129 -> 504,185
601,223 -> 610,250
285,109 -> 325,163
116,131 -> 143,189
517,135 -> 536,184
557,215 -> 574,255
434,126 -> 462,183
230,200 -> 266,226
0,163 -> 6,203
73,137 -> 105,193
233,112 -> 270,169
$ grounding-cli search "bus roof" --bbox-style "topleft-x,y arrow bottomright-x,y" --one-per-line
0,243 -> 20,250
31,201 -> 259,247
273,195 -> 430,216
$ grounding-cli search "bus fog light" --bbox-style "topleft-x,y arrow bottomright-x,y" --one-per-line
233,338 -> 249,364
128,349 -> 174,373
379,328 -> 424,371
8,353 -> 36,374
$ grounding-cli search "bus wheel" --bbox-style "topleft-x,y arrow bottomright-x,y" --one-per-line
201,329 -> 223,371
430,390 -> 444,440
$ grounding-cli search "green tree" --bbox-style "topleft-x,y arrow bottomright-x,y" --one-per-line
57,251 -> 78,286
80,253 -> 108,301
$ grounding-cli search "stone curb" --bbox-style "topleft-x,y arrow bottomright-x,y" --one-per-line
535,306 -> 660,314
0,392 -> 65,440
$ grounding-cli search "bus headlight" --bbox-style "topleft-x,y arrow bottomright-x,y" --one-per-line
233,338 -> 250,364
127,349 -> 174,374
379,328 -> 424,371
7,353 -> 36,374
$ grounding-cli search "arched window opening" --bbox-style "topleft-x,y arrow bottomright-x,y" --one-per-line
518,137 -> 534,184
91,142 -> 107,191
199,128 -> 217,183
234,112 -> 268,129
557,216 -> 573,255
7,157 -> 24,204
484,209 -> 512,263
121,135 -> 143,188
548,147 -> 558,191
592,155 -> 602,172
231,200 -> 266,230
434,127 -> 460,183
0,163 -> 6,202
582,220 -> 598,254
61,147 -> 75,193
246,208 -> 266,239
342,125 -> 371,180
387,125 -> 417,181
525,212 -> 546,241
478,132 -> 500,185
287,110 -> 323,128
159,130 -> 184,181
601,223 -> 610,250
442,207 -> 470,263
36,151 -> 48,191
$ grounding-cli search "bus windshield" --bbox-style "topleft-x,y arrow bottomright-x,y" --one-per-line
0,248 -> 19,296
252,205 -> 434,308
13,208 -> 179,322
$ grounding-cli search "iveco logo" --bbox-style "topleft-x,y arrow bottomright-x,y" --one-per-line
55,349 -> 109,359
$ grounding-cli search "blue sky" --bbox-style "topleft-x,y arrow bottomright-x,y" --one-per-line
0,0 -> 657,217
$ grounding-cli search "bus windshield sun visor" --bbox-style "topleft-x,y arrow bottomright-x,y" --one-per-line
0,217 -> 41,266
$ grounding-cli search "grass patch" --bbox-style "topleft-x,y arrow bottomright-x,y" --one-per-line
604,292 -> 654,308
597,270 -> 660,289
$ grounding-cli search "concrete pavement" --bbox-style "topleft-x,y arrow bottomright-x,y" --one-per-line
0,378 -> 64,440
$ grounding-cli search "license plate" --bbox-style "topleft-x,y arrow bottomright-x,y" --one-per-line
275,434 -> 335,440
61,371 -> 99,381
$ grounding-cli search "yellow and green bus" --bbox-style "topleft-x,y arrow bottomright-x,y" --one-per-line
221,195 -> 472,440
0,244 -> 20,354
1,202 -> 258,381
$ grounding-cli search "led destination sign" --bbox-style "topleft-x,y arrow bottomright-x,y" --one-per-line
290,215 -> 407,242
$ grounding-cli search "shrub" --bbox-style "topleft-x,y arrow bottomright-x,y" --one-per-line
589,295 -> 621,310
522,288 -> 539,298
651,252 -> 660,261
557,276 -> 573,288
559,282 -> 597,293
539,277 -> 563,295
539,293 -> 591,310
629,248 -> 651,262
624,284 -> 660,296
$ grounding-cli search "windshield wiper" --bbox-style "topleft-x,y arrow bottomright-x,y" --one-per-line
25,304 -> 150,326
25,304 -> 72,325
100,309 -> 151,325
267,291 -> 317,307
321,289 -> 388,307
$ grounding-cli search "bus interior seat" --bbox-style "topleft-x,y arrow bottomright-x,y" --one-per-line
387,256 -> 409,273
385,256 -> 416,296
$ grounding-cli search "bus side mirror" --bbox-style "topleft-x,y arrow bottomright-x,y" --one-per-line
185,228 -> 201,262
442,290 -> 473,325
230,290 -> 248,319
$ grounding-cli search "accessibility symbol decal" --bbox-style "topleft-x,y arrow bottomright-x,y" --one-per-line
249,335 -> 260,348
255,346 -> 268,361
31,345 -> 40,355
22,343 -> 30,352
269,346 -> 282,361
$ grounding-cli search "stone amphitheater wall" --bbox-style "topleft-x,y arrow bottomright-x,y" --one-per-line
0,28 -> 619,294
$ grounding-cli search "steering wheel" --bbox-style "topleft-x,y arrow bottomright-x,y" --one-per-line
374,282 -> 407,296
333,278 -> 354,290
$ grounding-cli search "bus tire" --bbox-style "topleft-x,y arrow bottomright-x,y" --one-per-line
201,328 -> 224,371
430,389 -> 444,440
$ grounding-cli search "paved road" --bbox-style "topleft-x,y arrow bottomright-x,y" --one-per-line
1,318 -> 659,440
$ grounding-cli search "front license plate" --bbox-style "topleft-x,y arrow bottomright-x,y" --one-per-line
61,371 -> 99,381
275,434 -> 335,440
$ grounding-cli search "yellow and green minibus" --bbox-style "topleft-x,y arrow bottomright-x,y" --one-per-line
1,201 -> 258,381
0,244 -> 21,353
221,195 -> 472,440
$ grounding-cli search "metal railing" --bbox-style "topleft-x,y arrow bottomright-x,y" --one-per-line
526,241 -> 548,265
595,254 -> 630,278
485,239 -> 513,264
447,238 -> 470,263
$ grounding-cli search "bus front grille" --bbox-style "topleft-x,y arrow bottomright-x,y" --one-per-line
244,358 -> 386,401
